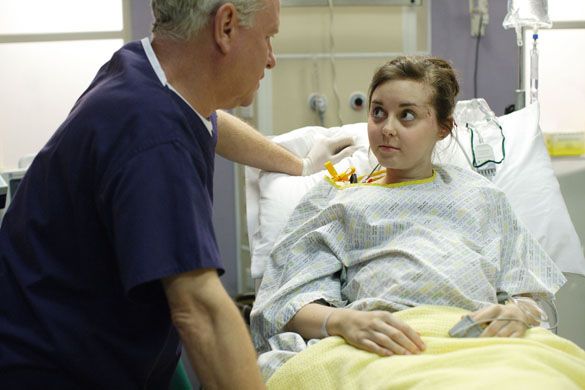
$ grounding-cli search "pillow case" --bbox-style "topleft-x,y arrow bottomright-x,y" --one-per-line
488,103 -> 584,275
246,123 -> 371,278
246,101 -> 585,278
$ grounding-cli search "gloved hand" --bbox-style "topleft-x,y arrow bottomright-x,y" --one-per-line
302,135 -> 359,175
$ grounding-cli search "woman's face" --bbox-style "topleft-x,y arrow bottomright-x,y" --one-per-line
367,79 -> 446,183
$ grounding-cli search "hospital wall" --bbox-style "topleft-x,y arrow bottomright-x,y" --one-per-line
431,0 -> 518,115
264,0 -> 518,136
267,4 -> 429,133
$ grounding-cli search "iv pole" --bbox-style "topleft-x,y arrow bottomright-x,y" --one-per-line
515,26 -> 526,110
503,0 -> 552,111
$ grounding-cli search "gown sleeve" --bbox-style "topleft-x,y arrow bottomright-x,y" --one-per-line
251,180 -> 348,352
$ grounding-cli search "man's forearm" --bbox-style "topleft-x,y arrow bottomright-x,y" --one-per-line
215,110 -> 303,175
163,270 -> 265,389
177,299 -> 263,389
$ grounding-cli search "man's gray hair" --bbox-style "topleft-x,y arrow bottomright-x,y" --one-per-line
151,0 -> 266,40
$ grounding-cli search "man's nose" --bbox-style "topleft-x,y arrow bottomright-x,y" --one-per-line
266,48 -> 276,69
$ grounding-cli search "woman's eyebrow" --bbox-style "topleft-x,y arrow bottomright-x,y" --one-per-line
370,100 -> 425,108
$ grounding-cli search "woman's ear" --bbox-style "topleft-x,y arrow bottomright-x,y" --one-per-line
213,3 -> 238,54
438,117 -> 454,140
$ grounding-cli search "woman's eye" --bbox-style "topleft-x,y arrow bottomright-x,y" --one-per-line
401,110 -> 415,121
372,106 -> 386,119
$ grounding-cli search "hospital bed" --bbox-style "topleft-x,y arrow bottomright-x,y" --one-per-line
244,100 -> 585,385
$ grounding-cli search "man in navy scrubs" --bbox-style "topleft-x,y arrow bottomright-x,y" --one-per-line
0,0 -> 354,388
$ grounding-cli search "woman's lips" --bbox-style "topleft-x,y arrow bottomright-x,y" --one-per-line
379,145 -> 400,152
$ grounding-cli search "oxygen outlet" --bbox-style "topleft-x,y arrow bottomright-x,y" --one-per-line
308,93 -> 327,114
349,92 -> 366,111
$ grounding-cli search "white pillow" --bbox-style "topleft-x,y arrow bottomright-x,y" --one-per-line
246,123 -> 372,278
490,103 -> 584,275
246,102 -> 585,278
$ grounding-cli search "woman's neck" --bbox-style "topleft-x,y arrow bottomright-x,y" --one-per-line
383,165 -> 434,184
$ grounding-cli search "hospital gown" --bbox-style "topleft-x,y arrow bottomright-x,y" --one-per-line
250,164 -> 566,378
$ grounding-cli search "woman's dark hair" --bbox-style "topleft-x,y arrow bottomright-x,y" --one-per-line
368,56 -> 460,131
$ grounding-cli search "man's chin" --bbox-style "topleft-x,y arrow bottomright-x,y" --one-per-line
239,95 -> 256,109
218,93 -> 256,112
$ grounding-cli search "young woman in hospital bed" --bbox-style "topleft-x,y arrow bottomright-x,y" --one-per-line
249,56 -> 585,389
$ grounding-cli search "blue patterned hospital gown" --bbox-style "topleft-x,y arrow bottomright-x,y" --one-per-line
250,164 -> 566,378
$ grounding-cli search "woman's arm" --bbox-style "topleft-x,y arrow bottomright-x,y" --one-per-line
285,303 -> 426,356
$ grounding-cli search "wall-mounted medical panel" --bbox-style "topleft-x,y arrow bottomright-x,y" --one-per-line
282,0 -> 421,6
261,3 -> 429,133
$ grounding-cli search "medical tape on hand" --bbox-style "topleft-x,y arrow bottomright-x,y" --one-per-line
449,315 -> 530,338
507,296 -> 548,326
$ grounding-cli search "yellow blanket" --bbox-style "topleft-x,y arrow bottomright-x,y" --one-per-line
267,306 -> 585,390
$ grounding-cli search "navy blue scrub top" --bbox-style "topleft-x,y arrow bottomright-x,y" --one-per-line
0,40 -> 223,388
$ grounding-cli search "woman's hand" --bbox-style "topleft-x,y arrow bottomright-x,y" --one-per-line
469,301 -> 540,338
328,309 -> 426,357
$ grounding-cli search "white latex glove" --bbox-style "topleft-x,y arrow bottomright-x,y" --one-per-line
302,135 -> 359,175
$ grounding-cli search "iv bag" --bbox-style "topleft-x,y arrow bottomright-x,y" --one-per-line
503,0 -> 552,45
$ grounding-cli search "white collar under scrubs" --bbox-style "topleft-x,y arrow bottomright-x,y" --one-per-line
141,37 -> 214,136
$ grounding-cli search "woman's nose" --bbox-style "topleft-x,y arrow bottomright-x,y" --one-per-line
382,121 -> 396,136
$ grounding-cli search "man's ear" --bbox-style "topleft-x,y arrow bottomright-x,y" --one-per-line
213,3 -> 238,54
